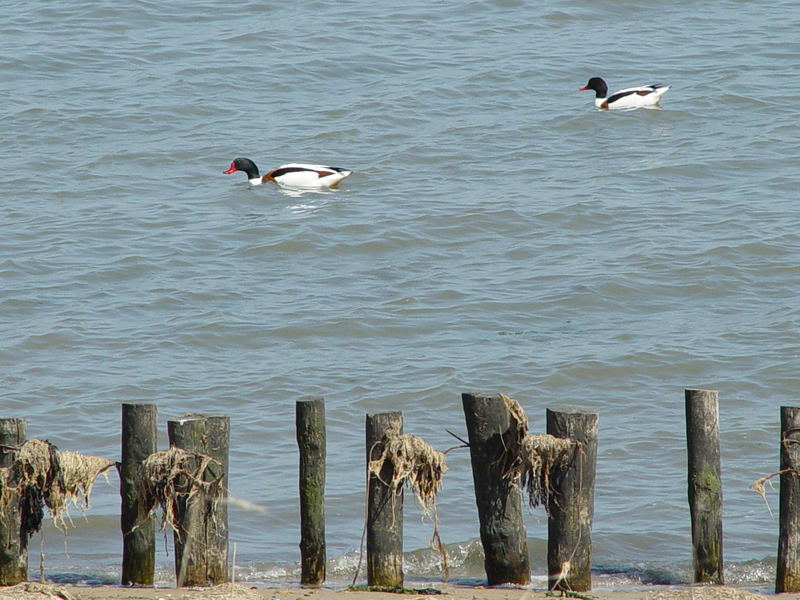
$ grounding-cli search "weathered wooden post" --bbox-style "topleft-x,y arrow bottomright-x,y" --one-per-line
366,411 -> 404,588
120,403 -> 157,586
0,418 -> 27,586
296,398 -> 326,586
546,409 -> 598,592
685,388 -> 724,584
168,414 -> 230,587
777,406 -> 800,592
462,393 -> 530,586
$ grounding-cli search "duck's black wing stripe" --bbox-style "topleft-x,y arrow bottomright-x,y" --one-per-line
606,89 -> 641,104
269,166 -> 317,178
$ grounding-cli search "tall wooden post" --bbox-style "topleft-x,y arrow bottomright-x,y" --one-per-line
777,406 -> 800,592
546,409 -> 598,592
685,388 -> 723,584
462,393 -> 530,586
168,414 -> 230,587
0,418 -> 27,586
120,403 -> 157,586
366,411 -> 404,588
296,398 -> 326,586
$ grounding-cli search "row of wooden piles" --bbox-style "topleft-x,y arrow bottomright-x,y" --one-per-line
1,390 -> 800,593
0,410 -> 229,588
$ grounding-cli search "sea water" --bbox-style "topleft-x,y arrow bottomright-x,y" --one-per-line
1,0 -> 798,589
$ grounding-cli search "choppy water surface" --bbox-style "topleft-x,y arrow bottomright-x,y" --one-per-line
2,0 -> 799,589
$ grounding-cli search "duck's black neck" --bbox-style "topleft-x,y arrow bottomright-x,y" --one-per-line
240,160 -> 260,179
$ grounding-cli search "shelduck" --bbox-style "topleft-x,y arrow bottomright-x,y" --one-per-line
580,77 -> 669,109
223,157 -> 352,188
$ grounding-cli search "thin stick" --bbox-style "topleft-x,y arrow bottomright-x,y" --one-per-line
231,542 -> 237,585
351,442 -> 377,586
445,429 -> 469,447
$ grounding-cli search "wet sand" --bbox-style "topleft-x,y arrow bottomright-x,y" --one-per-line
1,583 -> 797,600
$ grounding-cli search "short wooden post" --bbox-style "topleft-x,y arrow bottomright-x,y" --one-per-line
685,388 -> 724,584
546,409 -> 598,592
776,406 -> 800,592
296,398 -> 326,586
366,411 -> 403,588
120,403 -> 157,586
168,414 -> 230,587
462,393 -> 530,586
0,418 -> 27,586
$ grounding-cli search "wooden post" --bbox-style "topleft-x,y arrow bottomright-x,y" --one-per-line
0,418 -> 27,586
296,398 -> 326,586
546,409 -> 598,592
777,406 -> 800,592
461,393 -> 530,586
685,388 -> 724,584
168,414 -> 230,587
120,403 -> 157,586
366,411 -> 404,588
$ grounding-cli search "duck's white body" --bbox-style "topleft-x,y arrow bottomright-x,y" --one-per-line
581,77 -> 669,110
224,158 -> 352,188
253,163 -> 351,188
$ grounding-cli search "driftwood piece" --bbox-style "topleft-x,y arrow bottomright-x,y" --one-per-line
685,388 -> 724,584
120,403 -> 157,586
168,415 -> 230,587
462,393 -> 530,586
0,418 -> 27,586
297,398 -> 326,586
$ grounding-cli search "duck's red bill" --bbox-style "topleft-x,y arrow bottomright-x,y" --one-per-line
223,166 -> 237,174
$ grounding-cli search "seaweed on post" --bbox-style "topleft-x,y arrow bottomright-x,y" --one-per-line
355,431 -> 449,584
0,439 -> 116,537
135,446 -> 224,538
367,434 -> 447,517
498,395 -> 576,513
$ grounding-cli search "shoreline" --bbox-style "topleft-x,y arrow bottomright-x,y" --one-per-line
3,582 -> 800,600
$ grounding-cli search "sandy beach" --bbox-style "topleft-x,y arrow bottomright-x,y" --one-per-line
2,583 -> 798,600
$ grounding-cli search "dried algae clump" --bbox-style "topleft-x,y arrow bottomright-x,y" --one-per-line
57,449 -> 116,511
518,433 -> 575,511
137,446 -> 224,535
501,393 -> 529,444
367,432 -> 449,578
498,394 -> 576,513
1,439 -> 115,535
8,439 -> 62,535
750,467 -> 794,519
368,433 -> 447,514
